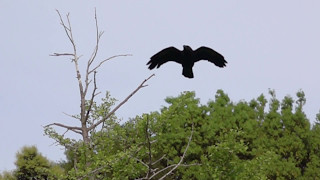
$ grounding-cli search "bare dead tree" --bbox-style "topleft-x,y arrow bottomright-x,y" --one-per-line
46,9 -> 154,147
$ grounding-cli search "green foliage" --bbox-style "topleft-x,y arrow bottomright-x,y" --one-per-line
14,145 -> 64,179
0,171 -> 15,180
304,118 -> 320,179
42,89 -> 320,179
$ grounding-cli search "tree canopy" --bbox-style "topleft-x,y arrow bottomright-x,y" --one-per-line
4,146 -> 64,180
40,90 -> 320,179
3,89 -> 320,179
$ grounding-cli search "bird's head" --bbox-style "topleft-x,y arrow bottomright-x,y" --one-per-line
183,45 -> 192,51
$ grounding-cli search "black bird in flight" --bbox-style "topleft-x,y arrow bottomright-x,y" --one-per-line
147,45 -> 227,78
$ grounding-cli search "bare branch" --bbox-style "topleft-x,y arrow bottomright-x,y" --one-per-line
157,125 -> 195,180
55,10 -> 73,45
146,115 -> 152,177
85,71 -> 98,125
63,112 -> 80,120
94,92 -> 101,97
88,74 -> 155,131
78,165 -> 107,180
88,8 -> 103,66
88,54 -> 132,74
79,146 -> 145,180
50,53 -> 74,56
152,154 -> 166,166
69,129 -> 83,135
148,163 -> 200,180
45,123 -> 82,131
54,10 -> 86,125
134,125 -> 197,180
84,8 -> 101,98
132,156 -> 149,169
62,129 -> 69,136
66,13 -> 77,53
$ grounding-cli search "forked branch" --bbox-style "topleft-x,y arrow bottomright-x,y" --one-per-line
135,124 -> 198,180
88,74 -> 155,131
88,54 -> 132,74
157,125 -> 195,180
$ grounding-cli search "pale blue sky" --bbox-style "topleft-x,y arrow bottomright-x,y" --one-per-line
1,1 -> 320,171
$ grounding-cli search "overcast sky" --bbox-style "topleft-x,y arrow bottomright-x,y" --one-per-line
1,1 -> 320,171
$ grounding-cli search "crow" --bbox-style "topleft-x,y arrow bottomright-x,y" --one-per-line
147,45 -> 227,78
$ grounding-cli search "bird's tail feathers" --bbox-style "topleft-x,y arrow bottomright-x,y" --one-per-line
182,68 -> 194,78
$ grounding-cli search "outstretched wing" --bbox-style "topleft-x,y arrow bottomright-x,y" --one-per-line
147,47 -> 182,69
194,46 -> 227,67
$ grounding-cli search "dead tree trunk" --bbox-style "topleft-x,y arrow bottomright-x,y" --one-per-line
46,9 -> 154,178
